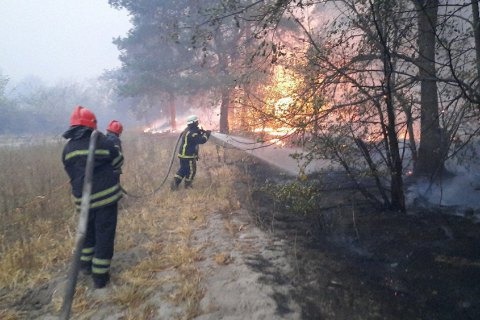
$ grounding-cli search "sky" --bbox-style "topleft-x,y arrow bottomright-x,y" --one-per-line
0,0 -> 132,85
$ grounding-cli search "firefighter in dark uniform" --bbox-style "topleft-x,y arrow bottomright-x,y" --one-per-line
171,115 -> 211,190
62,106 -> 124,288
106,120 -> 124,179
106,120 -> 123,152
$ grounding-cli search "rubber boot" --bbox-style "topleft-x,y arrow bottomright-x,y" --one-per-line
93,273 -> 110,289
170,177 -> 181,191
80,261 -> 92,275
184,180 -> 193,189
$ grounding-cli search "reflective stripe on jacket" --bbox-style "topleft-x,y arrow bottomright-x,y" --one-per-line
62,127 -> 124,209
178,126 -> 209,159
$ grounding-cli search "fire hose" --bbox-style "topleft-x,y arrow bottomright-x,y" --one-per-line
209,131 -> 295,151
120,129 -> 283,198
59,129 -> 185,317
59,130 -> 99,320
57,128 -> 289,318
120,128 -> 187,198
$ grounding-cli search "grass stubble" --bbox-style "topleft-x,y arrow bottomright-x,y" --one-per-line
0,134 -> 243,320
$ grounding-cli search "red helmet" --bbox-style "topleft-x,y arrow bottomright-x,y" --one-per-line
107,120 -> 123,135
70,106 -> 97,129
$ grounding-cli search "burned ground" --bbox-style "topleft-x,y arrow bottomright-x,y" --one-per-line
238,154 -> 480,320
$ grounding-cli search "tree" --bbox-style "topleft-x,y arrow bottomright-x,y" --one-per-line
209,0 -> 413,211
109,0 -> 262,133
200,0 -> 480,210
413,0 -> 444,178
107,0 -> 480,211
0,74 -> 15,134
0,75 -> 127,134
109,0 -> 207,130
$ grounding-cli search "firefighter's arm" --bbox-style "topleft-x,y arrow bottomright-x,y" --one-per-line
191,132 -> 207,144
196,130 -> 210,143
109,142 -> 124,170
61,148 -> 67,166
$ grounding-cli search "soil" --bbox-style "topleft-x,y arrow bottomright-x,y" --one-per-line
241,155 -> 480,320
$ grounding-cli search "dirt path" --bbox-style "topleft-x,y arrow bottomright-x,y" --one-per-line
192,209 -> 301,319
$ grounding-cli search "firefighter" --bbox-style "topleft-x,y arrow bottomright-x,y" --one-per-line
62,106 -> 124,289
171,115 -> 211,190
105,120 -> 123,152
106,120 -> 124,178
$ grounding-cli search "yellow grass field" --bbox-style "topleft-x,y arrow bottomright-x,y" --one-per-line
0,133 -> 245,319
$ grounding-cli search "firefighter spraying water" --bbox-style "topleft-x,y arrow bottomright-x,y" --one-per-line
171,115 -> 211,190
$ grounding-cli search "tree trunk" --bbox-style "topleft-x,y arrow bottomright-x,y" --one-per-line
414,0 -> 444,179
240,86 -> 249,131
384,63 -> 405,211
220,88 -> 230,133
168,92 -> 176,131
472,0 -> 480,89
370,0 -> 406,211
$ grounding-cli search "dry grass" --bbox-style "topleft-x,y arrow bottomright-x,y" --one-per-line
0,133 -> 245,319
0,308 -> 24,320
101,135 -> 242,319
0,138 -> 74,309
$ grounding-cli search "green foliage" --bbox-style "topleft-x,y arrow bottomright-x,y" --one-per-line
261,180 -> 320,215
108,0 -> 213,97
108,0 -> 268,125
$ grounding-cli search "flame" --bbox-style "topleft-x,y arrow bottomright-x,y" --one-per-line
143,119 -> 175,134
246,66 -> 300,145
143,127 -> 175,134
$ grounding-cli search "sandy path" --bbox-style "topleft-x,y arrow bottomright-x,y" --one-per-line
192,209 -> 301,320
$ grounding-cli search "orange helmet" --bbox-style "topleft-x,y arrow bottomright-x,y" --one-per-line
70,106 -> 97,129
107,120 -> 123,135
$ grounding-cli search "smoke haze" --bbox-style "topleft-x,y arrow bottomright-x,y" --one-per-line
0,0 -> 131,84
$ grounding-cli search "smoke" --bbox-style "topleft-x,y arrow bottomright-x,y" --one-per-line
406,143 -> 480,210
406,175 -> 480,209
179,105 -> 220,131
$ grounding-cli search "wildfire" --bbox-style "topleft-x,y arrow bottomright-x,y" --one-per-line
246,65 -> 301,146
143,120 -> 175,134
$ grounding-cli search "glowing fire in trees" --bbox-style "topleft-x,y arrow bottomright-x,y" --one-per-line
245,66 -> 301,144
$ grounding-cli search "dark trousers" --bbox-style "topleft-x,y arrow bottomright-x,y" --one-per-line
80,203 -> 118,278
174,158 -> 197,184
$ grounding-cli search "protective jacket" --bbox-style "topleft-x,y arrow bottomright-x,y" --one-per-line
62,126 -> 124,210
177,125 -> 209,159
106,132 -> 122,152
